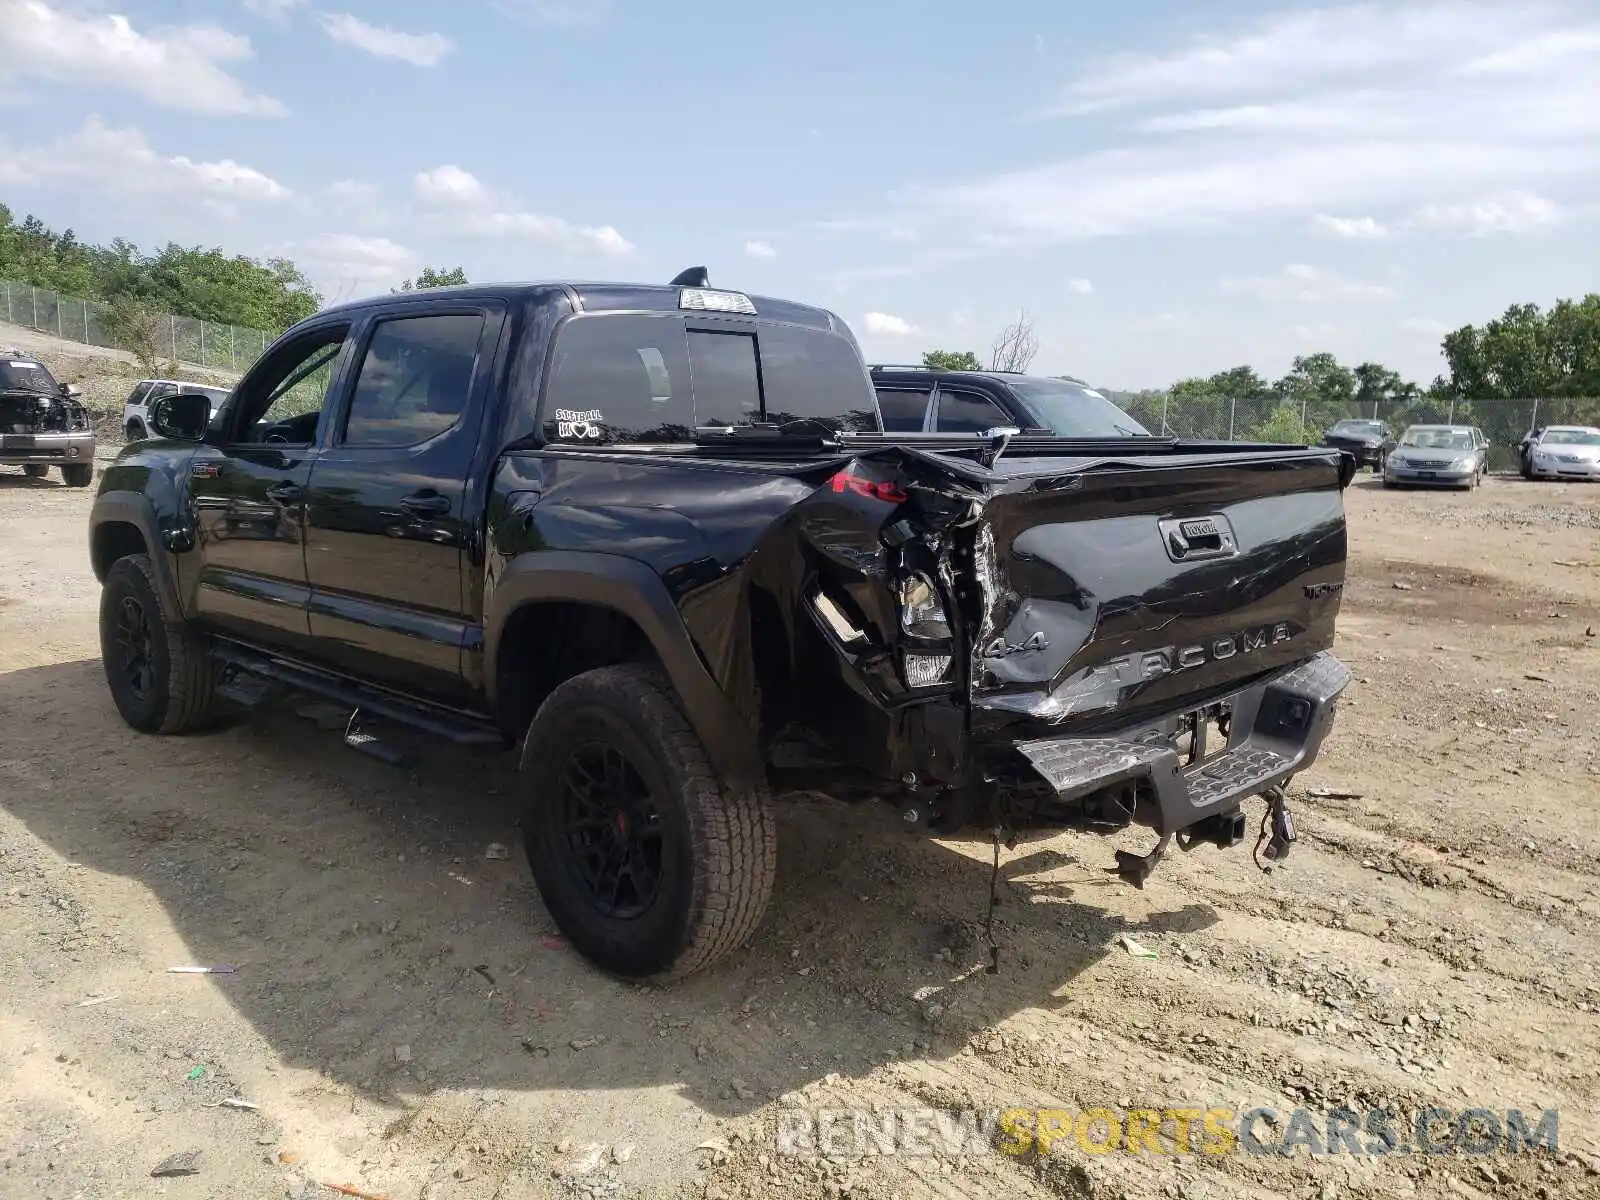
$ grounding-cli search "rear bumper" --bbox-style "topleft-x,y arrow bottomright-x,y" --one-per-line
0,431 -> 96,464
1014,651 -> 1352,838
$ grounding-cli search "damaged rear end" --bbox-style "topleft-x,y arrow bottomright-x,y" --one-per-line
786,436 -> 1355,885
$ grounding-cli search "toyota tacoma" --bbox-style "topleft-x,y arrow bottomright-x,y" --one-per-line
87,271 -> 1355,979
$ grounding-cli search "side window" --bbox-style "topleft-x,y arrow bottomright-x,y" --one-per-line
232,325 -> 350,446
543,314 -> 693,443
687,330 -> 760,427
875,387 -> 931,432
341,314 -> 484,447
757,325 -> 879,432
126,382 -> 152,407
936,388 -> 1010,433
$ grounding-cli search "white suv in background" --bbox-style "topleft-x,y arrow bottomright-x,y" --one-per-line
122,379 -> 232,442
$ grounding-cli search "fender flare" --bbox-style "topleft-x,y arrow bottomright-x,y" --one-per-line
89,492 -> 184,616
484,551 -> 765,790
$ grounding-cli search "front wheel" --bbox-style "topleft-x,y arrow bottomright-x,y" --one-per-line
62,463 -> 94,488
99,554 -> 221,734
520,663 -> 777,980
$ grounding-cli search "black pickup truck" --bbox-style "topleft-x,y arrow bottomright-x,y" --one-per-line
88,272 -> 1355,979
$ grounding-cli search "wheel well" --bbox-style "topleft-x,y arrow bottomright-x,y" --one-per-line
91,521 -> 149,582
495,601 -> 654,738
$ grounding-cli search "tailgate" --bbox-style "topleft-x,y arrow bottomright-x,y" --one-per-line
966,452 -> 1347,730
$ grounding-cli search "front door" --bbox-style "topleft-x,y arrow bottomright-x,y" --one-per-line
301,306 -> 502,700
186,322 -> 353,655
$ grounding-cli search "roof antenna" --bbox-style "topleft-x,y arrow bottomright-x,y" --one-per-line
670,266 -> 710,287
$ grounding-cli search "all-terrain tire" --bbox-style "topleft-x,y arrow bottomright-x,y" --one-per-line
62,463 -> 94,488
22,463 -> 48,479
126,421 -> 146,441
520,663 -> 777,980
99,554 -> 221,735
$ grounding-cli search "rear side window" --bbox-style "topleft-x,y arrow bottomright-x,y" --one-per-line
936,389 -> 1009,433
687,330 -> 760,427
126,382 -> 152,407
875,387 -> 930,431
757,324 -> 879,432
543,314 -> 881,443
543,314 -> 693,443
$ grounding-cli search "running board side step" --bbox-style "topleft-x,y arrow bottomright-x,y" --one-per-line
211,641 -> 504,747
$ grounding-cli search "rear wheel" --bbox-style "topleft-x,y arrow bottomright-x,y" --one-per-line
62,463 -> 94,488
22,464 -> 48,479
99,554 -> 221,734
125,421 -> 146,441
520,663 -> 776,979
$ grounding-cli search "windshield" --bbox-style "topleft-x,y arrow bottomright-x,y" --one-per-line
0,358 -> 61,394
1006,377 -> 1150,437
1331,420 -> 1384,436
1542,428 -> 1600,446
1398,428 -> 1475,450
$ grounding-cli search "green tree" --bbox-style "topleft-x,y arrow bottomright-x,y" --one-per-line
921,349 -> 982,371
397,266 -> 469,292
0,200 -> 322,334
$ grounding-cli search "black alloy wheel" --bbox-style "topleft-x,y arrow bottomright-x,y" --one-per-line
553,741 -> 665,920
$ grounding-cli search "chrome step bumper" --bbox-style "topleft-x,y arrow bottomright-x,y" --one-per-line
1015,651 -> 1352,836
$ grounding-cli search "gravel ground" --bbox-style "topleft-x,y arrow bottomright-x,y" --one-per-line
1,463 -> 1597,1200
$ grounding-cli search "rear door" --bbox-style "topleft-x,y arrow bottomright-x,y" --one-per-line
932,386 -> 1012,433
301,303 -> 506,699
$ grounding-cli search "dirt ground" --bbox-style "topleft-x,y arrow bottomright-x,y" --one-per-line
2,460 -> 1598,1200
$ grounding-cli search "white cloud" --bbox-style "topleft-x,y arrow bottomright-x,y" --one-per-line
412,163 -> 634,256
0,116 -> 290,202
317,13 -> 453,66
1218,263 -> 1393,304
858,4 -> 1600,250
862,312 -> 920,337
413,164 -> 490,206
293,233 -> 412,288
0,1 -> 283,116
1067,277 -> 1093,294
1410,191 -> 1567,235
743,239 -> 777,260
1313,214 -> 1387,239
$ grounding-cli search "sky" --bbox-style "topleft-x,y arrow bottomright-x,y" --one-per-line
1,0 -> 1597,390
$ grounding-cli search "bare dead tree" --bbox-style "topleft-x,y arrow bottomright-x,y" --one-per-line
989,308 -> 1039,373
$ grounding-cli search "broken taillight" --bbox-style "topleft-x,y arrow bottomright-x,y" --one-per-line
828,470 -> 907,505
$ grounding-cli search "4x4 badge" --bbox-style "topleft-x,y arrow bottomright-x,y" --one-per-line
982,630 -> 1049,659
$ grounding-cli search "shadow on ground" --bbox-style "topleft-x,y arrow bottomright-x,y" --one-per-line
0,657 -> 1217,1120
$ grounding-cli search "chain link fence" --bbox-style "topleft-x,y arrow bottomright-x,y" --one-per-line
0,278 -> 273,374
1119,393 -> 1600,471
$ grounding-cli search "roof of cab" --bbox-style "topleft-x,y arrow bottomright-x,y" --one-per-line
313,281 -> 846,334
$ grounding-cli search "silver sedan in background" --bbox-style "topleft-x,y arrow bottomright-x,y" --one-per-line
1383,425 -> 1488,490
1525,425 -> 1600,481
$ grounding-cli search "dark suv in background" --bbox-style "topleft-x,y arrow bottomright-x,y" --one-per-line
870,365 -> 1151,436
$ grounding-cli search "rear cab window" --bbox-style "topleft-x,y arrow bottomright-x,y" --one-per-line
541,313 -> 879,444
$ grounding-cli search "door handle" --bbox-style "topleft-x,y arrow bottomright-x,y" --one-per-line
266,482 -> 303,504
399,490 -> 451,517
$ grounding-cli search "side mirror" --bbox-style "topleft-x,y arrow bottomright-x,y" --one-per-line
61,383 -> 82,400
150,392 -> 213,442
